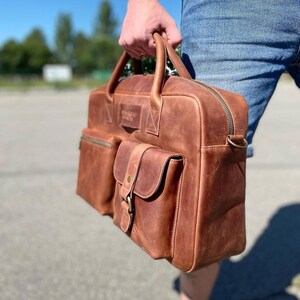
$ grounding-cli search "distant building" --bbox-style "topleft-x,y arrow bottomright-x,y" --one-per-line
43,65 -> 72,82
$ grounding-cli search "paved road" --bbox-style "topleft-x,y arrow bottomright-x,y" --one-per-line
0,81 -> 299,300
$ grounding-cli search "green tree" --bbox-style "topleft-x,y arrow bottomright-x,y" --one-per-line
24,27 -> 47,45
0,39 -> 27,74
93,0 -> 117,38
55,13 -> 73,63
89,0 -> 121,72
23,28 -> 52,73
91,37 -> 122,70
72,32 -> 94,74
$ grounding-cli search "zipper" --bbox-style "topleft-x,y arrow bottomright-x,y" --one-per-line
176,76 -> 235,135
80,134 -> 113,149
194,80 -> 235,135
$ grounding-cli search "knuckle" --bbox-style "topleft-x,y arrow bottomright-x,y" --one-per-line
118,37 -> 124,47
125,37 -> 135,47
171,35 -> 182,47
119,34 -> 136,47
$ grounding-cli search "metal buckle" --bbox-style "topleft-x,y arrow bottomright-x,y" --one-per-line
126,195 -> 133,213
227,136 -> 248,149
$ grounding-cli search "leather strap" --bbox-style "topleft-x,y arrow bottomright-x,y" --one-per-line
165,41 -> 192,79
119,143 -> 156,233
146,34 -> 191,135
105,33 -> 192,131
120,143 -> 155,200
133,42 -> 192,79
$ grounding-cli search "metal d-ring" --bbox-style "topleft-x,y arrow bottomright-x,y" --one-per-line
126,195 -> 133,213
227,136 -> 248,149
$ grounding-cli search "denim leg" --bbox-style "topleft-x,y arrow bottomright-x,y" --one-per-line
181,0 -> 300,156
287,64 -> 300,88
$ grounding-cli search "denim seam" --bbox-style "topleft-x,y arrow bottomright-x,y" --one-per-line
290,42 -> 300,65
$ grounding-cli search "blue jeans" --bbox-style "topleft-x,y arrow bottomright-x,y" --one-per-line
181,0 -> 300,157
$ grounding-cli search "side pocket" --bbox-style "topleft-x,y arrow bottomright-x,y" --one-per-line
196,145 -> 247,266
77,128 -> 121,216
113,140 -> 184,259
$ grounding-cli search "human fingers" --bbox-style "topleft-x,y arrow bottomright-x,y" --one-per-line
119,35 -> 145,59
164,21 -> 182,49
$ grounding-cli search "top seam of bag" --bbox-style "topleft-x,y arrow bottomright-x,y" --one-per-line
188,98 -> 203,272
113,91 -> 201,98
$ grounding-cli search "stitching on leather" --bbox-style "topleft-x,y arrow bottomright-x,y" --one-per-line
146,108 -> 158,134
188,133 -> 202,271
101,78 -> 232,102
205,85 -> 236,135
171,158 -> 185,259
201,145 -> 231,149
105,103 -> 113,123
114,92 -> 200,98
112,89 -> 203,270
115,92 -> 150,96
189,103 -> 204,272
135,156 -> 182,199
119,145 -> 150,199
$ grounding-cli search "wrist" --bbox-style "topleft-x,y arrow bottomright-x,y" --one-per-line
128,0 -> 159,1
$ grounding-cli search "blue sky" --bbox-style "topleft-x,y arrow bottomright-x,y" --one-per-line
0,0 -> 181,48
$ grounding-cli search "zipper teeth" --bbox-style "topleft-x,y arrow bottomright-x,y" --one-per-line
81,134 -> 112,148
194,80 -> 234,135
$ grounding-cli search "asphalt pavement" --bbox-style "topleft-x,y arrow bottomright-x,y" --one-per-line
0,80 -> 299,300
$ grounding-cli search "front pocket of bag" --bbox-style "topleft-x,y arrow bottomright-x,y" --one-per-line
77,128 -> 121,216
113,140 -> 184,259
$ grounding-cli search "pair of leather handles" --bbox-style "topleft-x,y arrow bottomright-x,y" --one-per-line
106,33 -> 192,128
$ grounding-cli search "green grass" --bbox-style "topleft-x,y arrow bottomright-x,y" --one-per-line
0,76 -> 106,91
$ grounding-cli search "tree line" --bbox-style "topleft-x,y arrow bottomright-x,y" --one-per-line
0,1 -> 122,75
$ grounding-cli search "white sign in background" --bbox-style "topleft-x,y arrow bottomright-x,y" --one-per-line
43,65 -> 72,82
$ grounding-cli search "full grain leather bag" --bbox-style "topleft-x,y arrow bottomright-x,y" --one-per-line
77,33 -> 248,272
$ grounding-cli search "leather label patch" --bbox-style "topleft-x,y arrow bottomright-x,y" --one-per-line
119,104 -> 142,129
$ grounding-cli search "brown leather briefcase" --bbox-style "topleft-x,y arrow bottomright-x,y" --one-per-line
77,33 -> 248,272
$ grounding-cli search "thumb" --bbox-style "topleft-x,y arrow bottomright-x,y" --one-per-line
164,22 -> 182,48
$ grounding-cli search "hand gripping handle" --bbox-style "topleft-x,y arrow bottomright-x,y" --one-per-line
105,33 -> 191,135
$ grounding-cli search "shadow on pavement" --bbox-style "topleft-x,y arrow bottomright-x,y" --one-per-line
173,203 -> 300,300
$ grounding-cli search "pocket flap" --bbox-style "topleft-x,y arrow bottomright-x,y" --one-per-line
82,128 -> 121,146
114,140 -> 182,199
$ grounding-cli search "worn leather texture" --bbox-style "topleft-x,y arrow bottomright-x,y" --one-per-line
76,33 -> 248,272
113,140 -> 184,259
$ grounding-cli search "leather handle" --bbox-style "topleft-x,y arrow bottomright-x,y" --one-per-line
106,50 -> 130,106
106,54 -> 143,98
164,40 -> 192,79
132,40 -> 192,80
105,33 -> 191,133
148,32 -> 167,132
